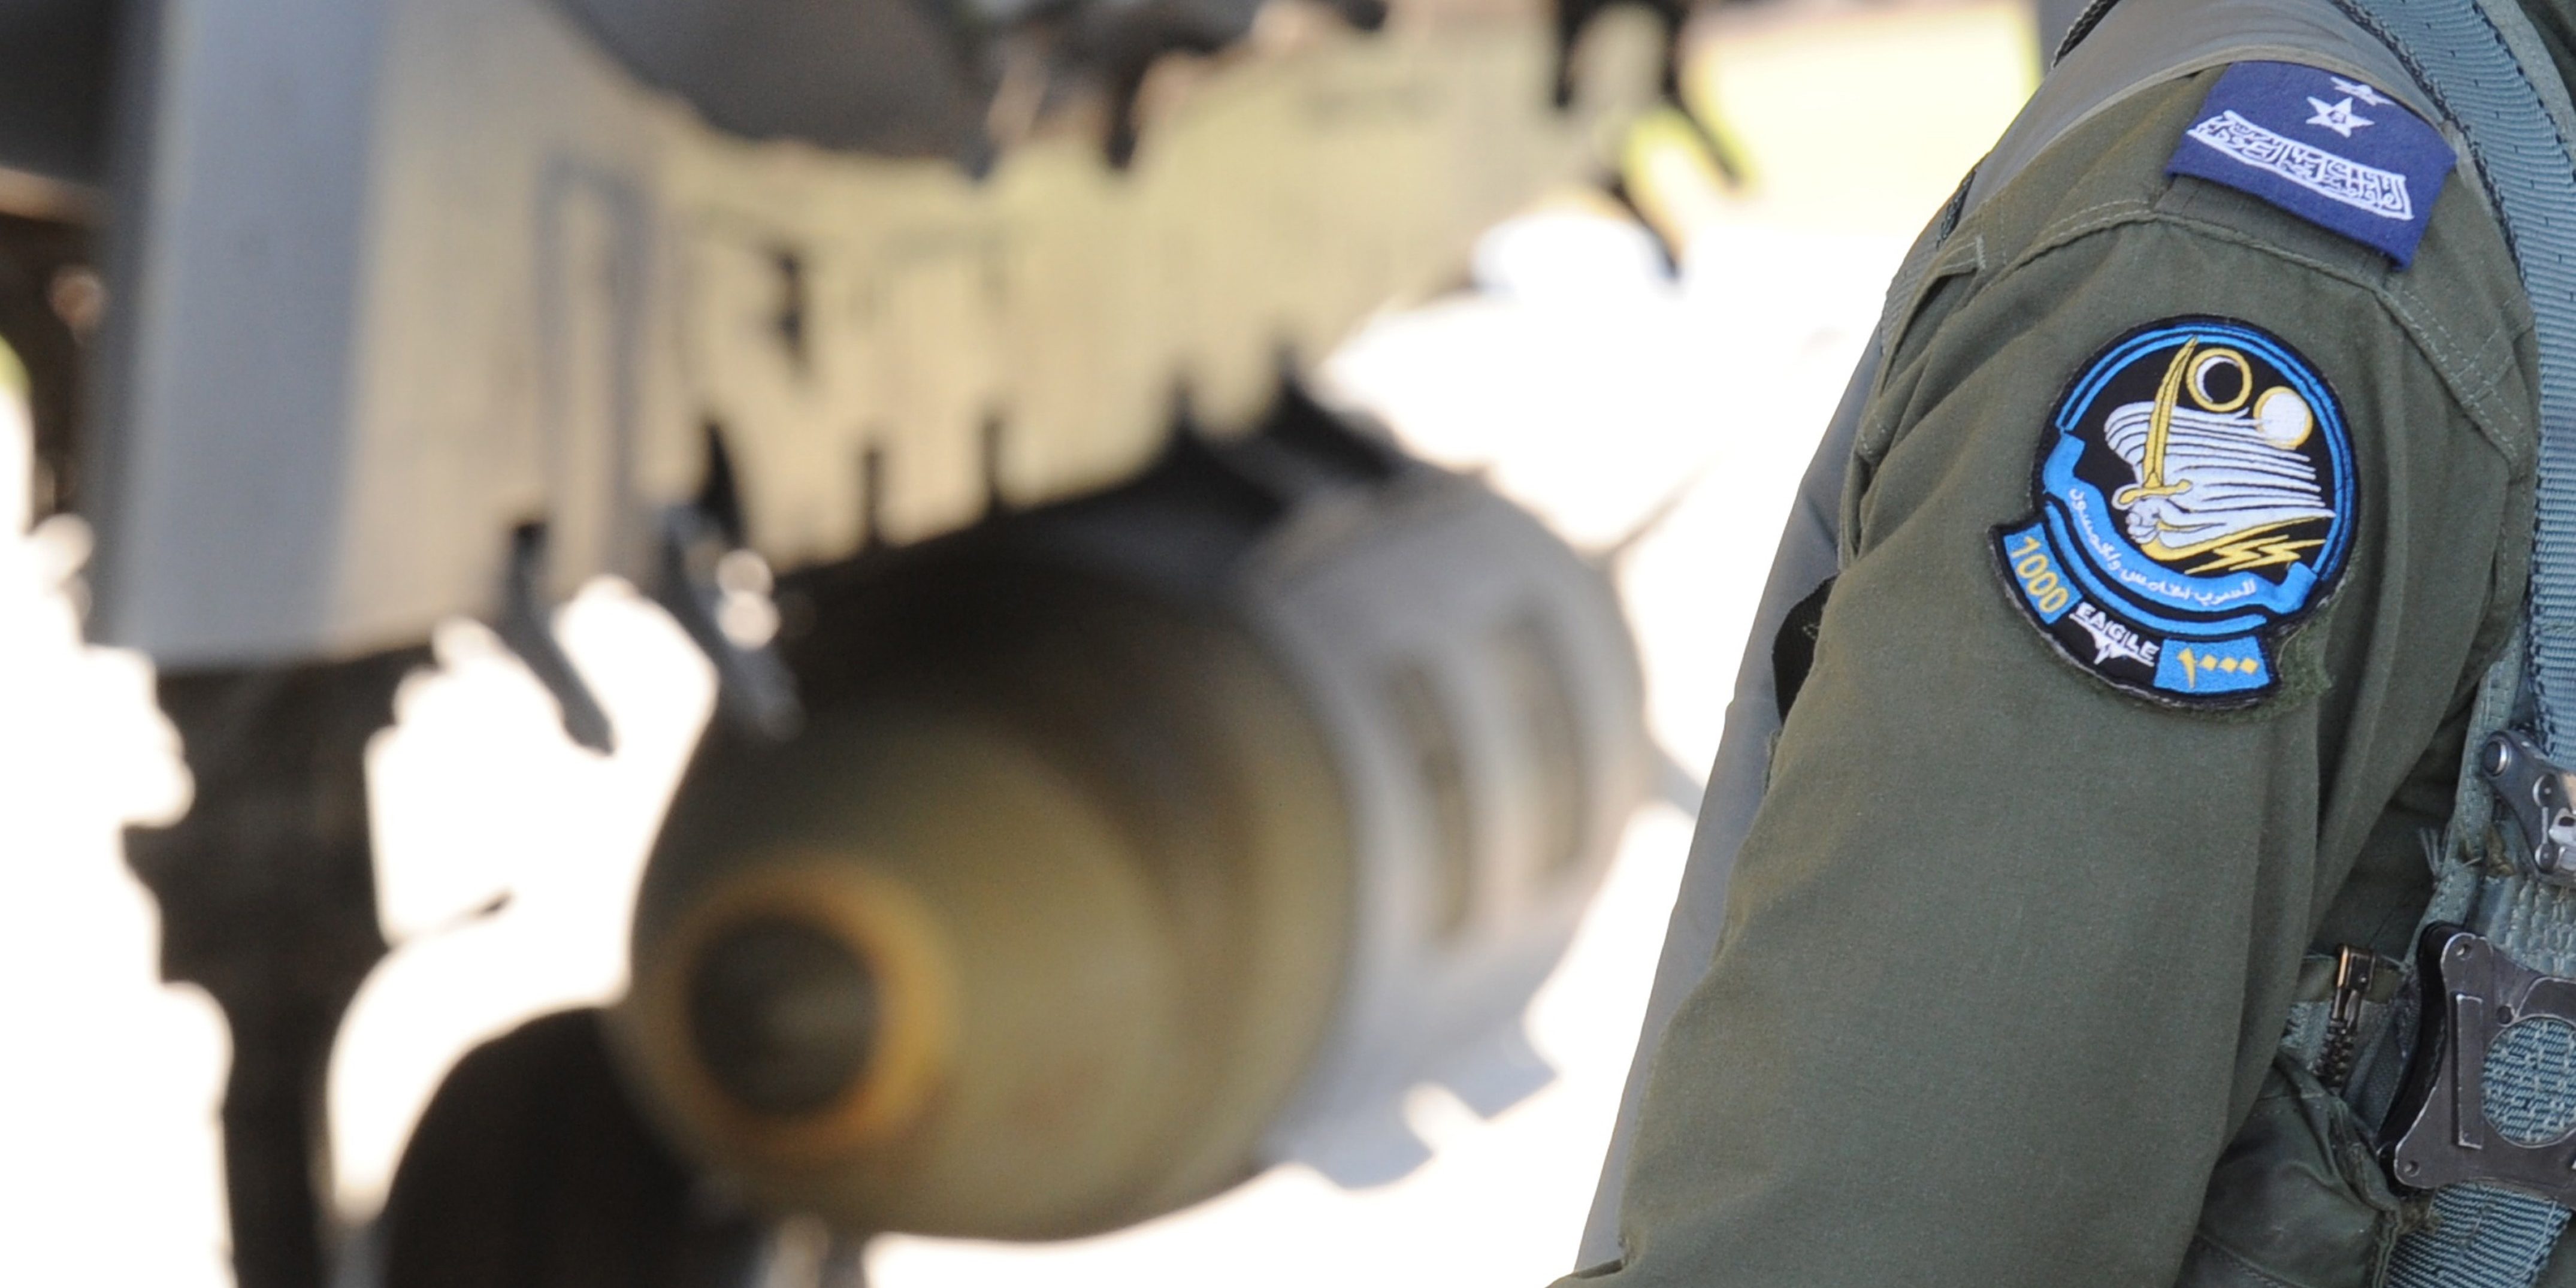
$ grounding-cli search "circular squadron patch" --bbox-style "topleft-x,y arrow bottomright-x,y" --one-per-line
1990,317 -> 2353,709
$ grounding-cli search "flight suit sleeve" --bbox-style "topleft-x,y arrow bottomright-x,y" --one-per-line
1565,167 -> 2532,1283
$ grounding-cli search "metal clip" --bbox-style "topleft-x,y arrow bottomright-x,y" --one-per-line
2480,729 -> 2576,884
655,505 -> 802,742
2316,946 -> 2379,1090
2386,927 -> 2576,1201
497,522 -> 616,754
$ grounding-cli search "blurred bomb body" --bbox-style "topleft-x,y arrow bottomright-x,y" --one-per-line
612,395 -> 1647,1241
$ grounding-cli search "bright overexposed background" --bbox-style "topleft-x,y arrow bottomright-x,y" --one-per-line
0,4 -> 2031,1283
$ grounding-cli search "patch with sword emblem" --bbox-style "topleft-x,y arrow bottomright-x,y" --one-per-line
1992,317 -> 2354,708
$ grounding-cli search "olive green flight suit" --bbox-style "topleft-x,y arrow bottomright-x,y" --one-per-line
1563,11 -> 2576,1282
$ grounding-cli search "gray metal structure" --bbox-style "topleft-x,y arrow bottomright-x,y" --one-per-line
77,0 -> 1656,666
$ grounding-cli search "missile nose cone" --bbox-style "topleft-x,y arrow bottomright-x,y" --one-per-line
687,916 -> 879,1118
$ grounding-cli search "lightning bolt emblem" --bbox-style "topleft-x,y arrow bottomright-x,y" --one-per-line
2185,533 -> 2324,574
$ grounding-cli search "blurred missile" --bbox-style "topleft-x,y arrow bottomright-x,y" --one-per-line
600,386 -> 1651,1239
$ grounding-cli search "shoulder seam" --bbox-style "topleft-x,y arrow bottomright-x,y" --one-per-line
1991,199 -> 2535,470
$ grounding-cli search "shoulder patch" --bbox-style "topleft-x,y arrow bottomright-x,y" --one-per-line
1991,317 -> 2355,710
2166,61 -> 2455,266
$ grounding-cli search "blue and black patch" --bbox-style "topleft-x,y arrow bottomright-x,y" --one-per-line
1992,316 -> 2354,709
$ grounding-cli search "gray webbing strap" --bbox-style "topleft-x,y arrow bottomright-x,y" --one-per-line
2327,0 -> 2576,1283
2333,0 -> 2576,751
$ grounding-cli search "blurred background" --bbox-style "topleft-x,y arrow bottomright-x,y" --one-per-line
0,1 -> 2032,1284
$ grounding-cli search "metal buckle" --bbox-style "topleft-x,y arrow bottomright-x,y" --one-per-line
2385,927 -> 2576,1201
2478,729 -> 2576,884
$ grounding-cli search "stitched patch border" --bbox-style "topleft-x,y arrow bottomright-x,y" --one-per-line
1991,316 -> 2356,709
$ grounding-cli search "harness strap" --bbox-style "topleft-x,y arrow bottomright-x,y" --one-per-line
2320,0 -> 2576,1282
2333,0 -> 2576,754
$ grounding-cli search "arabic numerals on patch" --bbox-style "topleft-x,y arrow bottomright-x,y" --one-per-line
2007,532 -> 2071,615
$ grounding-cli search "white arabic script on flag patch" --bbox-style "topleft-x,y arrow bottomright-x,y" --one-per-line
2185,110 -> 2413,220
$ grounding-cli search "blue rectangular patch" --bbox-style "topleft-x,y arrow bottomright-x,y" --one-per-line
2165,61 -> 2455,267
2154,634 -> 2267,697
